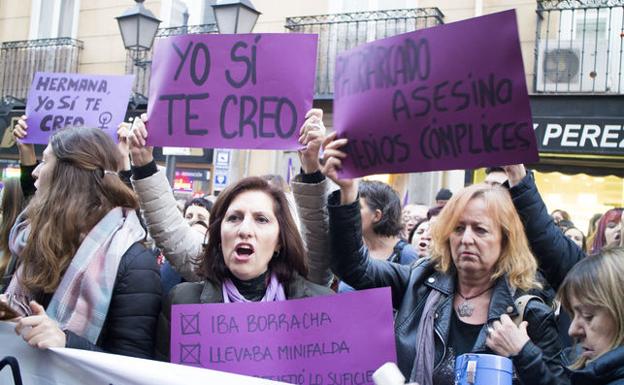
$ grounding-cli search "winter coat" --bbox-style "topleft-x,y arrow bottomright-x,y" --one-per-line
328,190 -> 567,385
568,346 -> 624,385
64,242 -> 161,359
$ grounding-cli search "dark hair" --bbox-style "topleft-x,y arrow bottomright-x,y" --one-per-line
485,166 -> 505,174
0,179 -> 25,275
359,180 -> 403,237
197,176 -> 307,285
183,197 -> 213,215
558,219 -> 575,231
408,218 -> 429,243
427,205 -> 443,220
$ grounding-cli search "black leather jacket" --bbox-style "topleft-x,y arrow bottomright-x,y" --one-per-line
328,191 -> 567,385
568,346 -> 624,385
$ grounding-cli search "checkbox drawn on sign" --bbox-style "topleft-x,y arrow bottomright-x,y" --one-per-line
180,313 -> 200,335
180,343 -> 201,365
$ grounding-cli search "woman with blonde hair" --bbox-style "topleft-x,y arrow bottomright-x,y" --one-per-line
0,123 -> 161,358
321,133 -> 564,385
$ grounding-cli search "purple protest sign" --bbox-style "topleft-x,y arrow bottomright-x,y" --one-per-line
23,72 -> 134,144
333,10 -> 539,178
147,33 -> 317,149
171,288 -> 396,385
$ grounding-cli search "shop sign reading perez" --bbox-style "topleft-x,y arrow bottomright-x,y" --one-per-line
533,117 -> 624,156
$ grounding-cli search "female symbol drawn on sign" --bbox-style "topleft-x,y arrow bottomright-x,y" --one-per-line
98,111 -> 113,129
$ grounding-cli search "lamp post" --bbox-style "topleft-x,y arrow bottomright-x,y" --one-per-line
116,0 -> 161,68
211,0 -> 260,184
212,0 -> 261,34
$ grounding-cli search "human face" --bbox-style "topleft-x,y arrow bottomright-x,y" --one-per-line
484,171 -> 507,186
564,228 -> 585,250
32,144 -> 56,193
185,205 -> 210,224
552,211 -> 565,225
604,219 -> 621,247
360,198 -> 379,237
221,190 -> 280,281
450,198 -> 502,277
411,221 -> 430,257
568,295 -> 617,361
403,205 -> 427,233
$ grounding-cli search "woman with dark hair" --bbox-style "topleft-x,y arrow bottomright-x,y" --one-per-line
590,208 -> 622,254
154,176 -> 332,360
0,122 -> 161,358
564,227 -> 587,253
183,197 -> 213,224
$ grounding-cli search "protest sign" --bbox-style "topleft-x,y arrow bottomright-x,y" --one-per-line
333,10 -> 539,178
23,72 -> 134,144
147,33 -> 317,149
171,287 -> 396,385
0,322 -> 286,385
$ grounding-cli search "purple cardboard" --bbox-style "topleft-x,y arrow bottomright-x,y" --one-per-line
23,72 -> 134,144
333,10 -> 539,178
147,33 -> 317,149
171,287 -> 396,385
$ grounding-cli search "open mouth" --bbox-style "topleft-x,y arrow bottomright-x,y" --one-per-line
235,244 -> 255,260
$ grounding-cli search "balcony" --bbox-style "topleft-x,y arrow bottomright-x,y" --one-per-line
0,37 -> 83,101
285,8 -> 444,99
127,23 -> 218,99
534,0 -> 624,93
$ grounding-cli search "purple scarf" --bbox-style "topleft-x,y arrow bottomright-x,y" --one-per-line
410,290 -> 442,385
222,272 -> 286,303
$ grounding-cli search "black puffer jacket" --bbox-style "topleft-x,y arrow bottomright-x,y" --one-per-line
328,190 -> 567,385
64,242 -> 161,359
508,171 -> 584,290
568,346 -> 624,385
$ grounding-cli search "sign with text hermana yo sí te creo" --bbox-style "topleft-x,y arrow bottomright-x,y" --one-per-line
23,72 -> 134,144
146,33 -> 317,150
333,9 -> 539,178
171,287 -> 397,385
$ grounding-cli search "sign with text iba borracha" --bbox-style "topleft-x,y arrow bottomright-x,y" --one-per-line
147,34 -> 317,149
171,288 -> 396,385
23,72 -> 134,144
333,10 -> 539,178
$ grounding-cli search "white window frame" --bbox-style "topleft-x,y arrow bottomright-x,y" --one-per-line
29,0 -> 80,40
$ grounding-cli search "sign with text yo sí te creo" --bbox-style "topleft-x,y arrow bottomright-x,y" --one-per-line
333,9 -> 539,178
171,287 -> 396,385
146,33 -> 317,150
23,72 -> 134,144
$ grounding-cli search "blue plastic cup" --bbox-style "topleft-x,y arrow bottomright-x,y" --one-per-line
454,353 -> 513,385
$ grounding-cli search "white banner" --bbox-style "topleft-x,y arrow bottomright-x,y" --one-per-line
0,321 -> 286,385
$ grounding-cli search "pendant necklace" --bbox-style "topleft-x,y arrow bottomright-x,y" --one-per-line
456,285 -> 494,318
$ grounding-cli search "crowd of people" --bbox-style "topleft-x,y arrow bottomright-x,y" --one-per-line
0,108 -> 623,385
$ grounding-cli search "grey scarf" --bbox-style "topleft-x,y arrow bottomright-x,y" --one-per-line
410,289 -> 442,385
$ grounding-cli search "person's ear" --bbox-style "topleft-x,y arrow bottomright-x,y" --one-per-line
373,209 -> 383,223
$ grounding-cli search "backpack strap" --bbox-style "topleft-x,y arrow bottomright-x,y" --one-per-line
512,294 -> 543,327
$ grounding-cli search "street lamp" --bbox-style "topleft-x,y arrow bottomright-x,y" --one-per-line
212,0 -> 261,34
116,0 -> 161,67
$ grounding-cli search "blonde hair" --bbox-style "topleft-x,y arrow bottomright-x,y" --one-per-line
559,247 -> 624,369
429,183 -> 541,291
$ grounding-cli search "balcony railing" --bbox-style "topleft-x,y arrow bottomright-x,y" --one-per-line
0,37 -> 83,101
534,0 -> 624,93
127,23 -> 218,98
285,8 -> 444,98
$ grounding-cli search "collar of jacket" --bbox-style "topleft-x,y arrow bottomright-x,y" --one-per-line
426,270 -> 521,353
198,272 -> 315,303
569,346 -> 624,384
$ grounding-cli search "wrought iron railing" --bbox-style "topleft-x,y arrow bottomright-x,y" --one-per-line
285,8 -> 444,98
0,37 -> 83,100
127,23 -> 218,97
534,0 -> 624,93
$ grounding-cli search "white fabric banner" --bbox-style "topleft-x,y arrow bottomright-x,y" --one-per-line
0,321 -> 286,385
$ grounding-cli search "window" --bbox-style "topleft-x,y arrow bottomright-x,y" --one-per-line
329,0 -> 416,13
29,0 -> 79,39
160,0 -> 216,28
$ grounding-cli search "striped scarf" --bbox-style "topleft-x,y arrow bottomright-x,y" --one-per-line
6,207 -> 145,344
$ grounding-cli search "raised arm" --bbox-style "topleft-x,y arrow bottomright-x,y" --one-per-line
504,165 -> 584,289
13,116 -> 37,199
121,116 -> 203,281
322,133 -> 411,307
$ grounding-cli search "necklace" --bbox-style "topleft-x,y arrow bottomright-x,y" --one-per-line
456,285 -> 494,318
